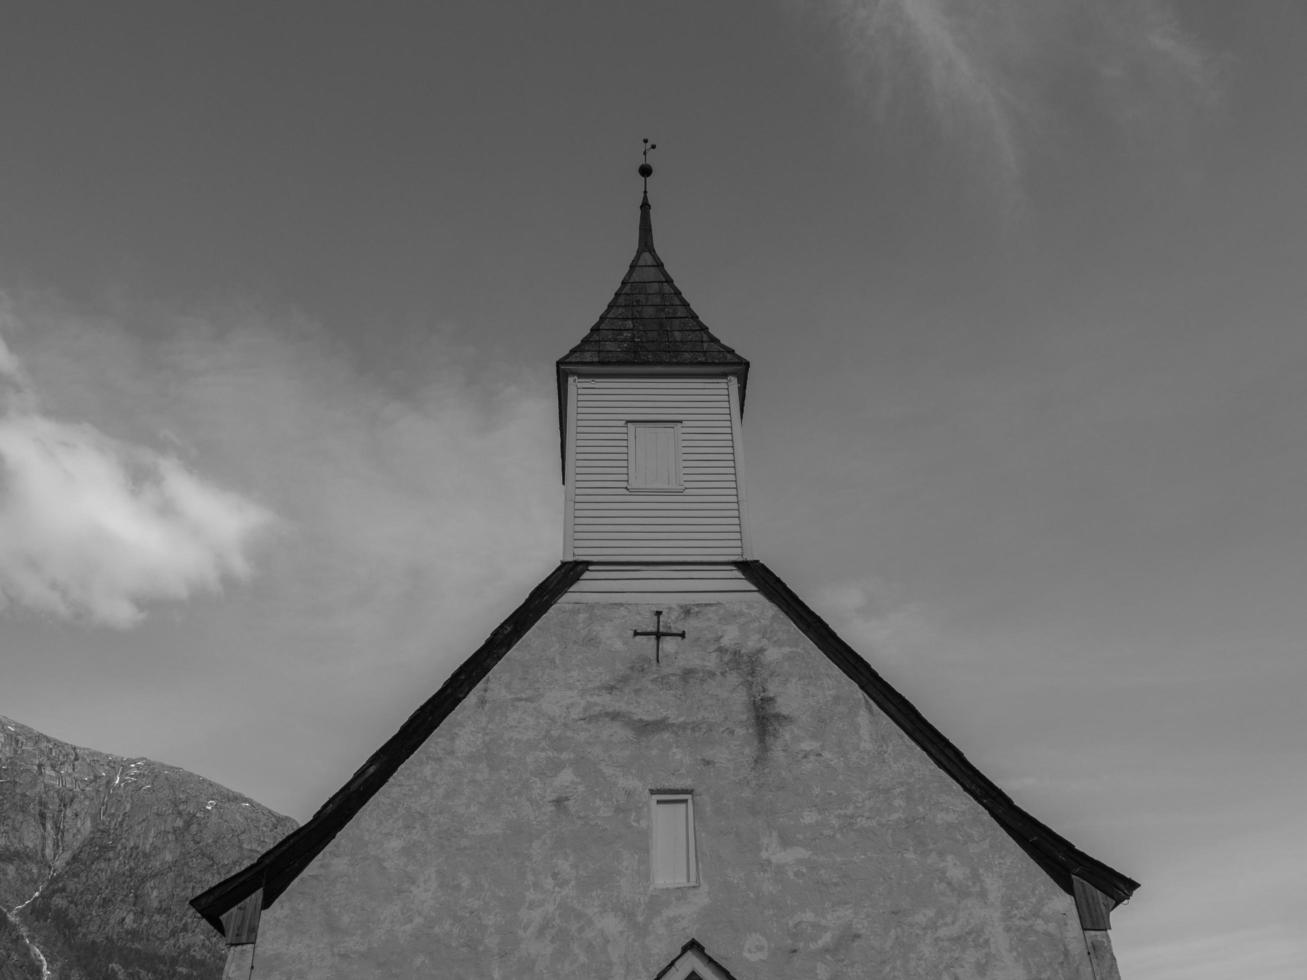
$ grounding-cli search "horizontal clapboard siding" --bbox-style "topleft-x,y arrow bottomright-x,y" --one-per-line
562,563 -> 759,603
569,376 -> 743,560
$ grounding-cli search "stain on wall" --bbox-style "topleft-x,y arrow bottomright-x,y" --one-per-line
252,599 -> 1097,980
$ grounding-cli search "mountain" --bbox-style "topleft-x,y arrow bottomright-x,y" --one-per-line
0,715 -> 296,980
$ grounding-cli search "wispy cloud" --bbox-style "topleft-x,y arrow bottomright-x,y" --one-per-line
0,289 -> 557,809
0,292 -> 558,659
1123,926 -> 1306,980
0,301 -> 274,627
0,332 -> 25,387
809,576 -> 935,665
807,0 -> 1220,200
1114,818 -> 1307,980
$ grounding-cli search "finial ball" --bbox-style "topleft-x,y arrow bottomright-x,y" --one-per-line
639,162 -> 653,179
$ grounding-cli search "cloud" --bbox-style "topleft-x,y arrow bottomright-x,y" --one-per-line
0,292 -> 559,659
0,332 -> 25,388
134,309 -> 560,669
1113,817 -> 1307,980
809,576 -> 934,665
0,289 -> 559,811
0,301 -> 274,627
1122,926 -> 1305,980
807,0 -> 1219,199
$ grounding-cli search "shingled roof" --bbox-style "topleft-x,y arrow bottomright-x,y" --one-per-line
557,191 -> 748,369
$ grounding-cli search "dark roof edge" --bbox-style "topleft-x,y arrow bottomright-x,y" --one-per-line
736,560 -> 1140,908
650,939 -> 741,980
190,560 -> 591,936
555,243 -> 749,370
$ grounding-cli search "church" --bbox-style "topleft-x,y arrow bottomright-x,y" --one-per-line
192,162 -> 1138,980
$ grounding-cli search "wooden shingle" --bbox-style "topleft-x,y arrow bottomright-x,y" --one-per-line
558,193 -> 748,370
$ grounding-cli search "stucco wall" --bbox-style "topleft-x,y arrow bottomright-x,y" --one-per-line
252,598 -> 1097,980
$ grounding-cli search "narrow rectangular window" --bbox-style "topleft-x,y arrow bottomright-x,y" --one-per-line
650,792 -> 697,887
628,422 -> 682,491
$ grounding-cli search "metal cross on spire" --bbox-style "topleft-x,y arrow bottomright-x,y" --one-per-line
632,609 -> 683,664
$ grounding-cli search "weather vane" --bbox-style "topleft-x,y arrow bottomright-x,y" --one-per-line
640,138 -> 656,191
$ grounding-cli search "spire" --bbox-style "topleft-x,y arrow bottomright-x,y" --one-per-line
638,189 -> 654,253
557,143 -> 747,371
638,138 -> 656,253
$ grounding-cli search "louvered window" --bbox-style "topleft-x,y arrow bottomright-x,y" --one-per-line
628,422 -> 683,491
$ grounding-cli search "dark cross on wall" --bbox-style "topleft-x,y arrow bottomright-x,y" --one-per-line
633,609 -> 684,664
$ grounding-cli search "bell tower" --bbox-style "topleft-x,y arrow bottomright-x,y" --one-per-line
556,155 -> 753,593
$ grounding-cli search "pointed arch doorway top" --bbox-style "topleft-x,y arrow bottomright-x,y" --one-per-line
651,938 -> 740,980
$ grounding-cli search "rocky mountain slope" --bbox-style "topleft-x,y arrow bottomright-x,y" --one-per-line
0,715 -> 296,980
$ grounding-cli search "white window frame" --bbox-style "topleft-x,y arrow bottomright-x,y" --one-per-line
649,791 -> 698,888
627,421 -> 684,492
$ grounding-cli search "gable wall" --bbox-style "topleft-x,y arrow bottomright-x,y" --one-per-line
568,376 -> 743,560
252,599 -> 1097,980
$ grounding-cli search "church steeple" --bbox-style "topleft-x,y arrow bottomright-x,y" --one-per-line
637,187 -> 654,253
637,137 -> 655,252
556,161 -> 748,375
556,156 -> 752,562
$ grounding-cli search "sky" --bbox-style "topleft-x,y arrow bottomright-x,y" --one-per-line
1,2 -> 1304,976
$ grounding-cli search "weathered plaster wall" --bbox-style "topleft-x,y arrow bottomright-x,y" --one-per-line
253,599 -> 1097,980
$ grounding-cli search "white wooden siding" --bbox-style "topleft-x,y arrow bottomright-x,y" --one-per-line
562,563 -> 759,603
569,376 -> 744,560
